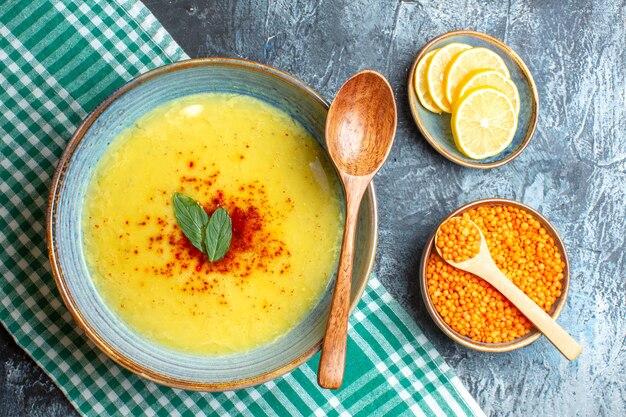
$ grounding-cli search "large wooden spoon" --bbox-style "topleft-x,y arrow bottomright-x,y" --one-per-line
318,70 -> 397,389
436,217 -> 582,360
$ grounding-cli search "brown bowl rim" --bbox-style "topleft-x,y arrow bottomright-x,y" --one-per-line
46,57 -> 378,391
419,198 -> 570,352
407,30 -> 539,169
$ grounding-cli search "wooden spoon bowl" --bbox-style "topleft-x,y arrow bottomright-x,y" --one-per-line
326,71 -> 397,177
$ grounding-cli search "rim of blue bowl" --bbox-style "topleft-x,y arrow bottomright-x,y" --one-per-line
46,57 -> 378,391
408,30 -> 539,169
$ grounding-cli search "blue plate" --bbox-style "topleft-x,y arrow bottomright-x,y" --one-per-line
47,58 -> 378,390
408,30 -> 539,169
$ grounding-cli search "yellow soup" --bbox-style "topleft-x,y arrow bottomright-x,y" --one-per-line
83,93 -> 344,355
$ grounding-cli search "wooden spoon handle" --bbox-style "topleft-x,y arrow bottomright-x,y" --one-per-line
485,263 -> 582,360
317,192 -> 361,389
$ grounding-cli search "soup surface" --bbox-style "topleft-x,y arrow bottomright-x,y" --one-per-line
83,93 -> 344,355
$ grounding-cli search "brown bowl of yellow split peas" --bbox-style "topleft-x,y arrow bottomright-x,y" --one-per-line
419,198 -> 570,352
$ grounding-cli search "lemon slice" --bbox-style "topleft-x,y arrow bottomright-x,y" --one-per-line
456,69 -> 520,115
444,47 -> 510,106
427,43 -> 471,113
414,49 -> 442,113
451,87 -> 517,159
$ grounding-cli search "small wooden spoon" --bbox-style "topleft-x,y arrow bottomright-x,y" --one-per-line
318,70 -> 397,389
435,218 -> 582,360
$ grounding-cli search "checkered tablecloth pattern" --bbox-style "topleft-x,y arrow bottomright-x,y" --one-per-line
0,1 -> 485,415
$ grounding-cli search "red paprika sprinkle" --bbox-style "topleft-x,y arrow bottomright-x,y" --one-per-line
126,172 -> 291,296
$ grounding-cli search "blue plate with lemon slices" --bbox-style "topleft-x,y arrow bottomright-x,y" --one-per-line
408,30 -> 539,169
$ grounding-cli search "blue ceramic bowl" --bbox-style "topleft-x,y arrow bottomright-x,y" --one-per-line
47,58 -> 377,391
408,30 -> 539,169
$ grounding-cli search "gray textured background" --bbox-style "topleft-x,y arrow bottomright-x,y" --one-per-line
1,1 -> 624,416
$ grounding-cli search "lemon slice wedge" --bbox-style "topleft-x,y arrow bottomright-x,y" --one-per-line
444,47 -> 510,106
451,87 -> 518,159
414,49 -> 442,113
456,69 -> 520,115
427,43 -> 471,113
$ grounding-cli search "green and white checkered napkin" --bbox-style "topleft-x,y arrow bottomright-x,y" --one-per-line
0,1 -> 485,416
